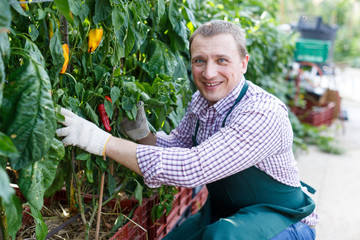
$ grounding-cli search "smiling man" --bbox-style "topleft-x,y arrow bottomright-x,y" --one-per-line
56,20 -> 318,239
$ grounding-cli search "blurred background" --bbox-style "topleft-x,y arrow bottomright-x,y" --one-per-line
278,1 -> 360,239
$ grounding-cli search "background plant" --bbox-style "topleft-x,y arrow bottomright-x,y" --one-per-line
278,0 -> 360,67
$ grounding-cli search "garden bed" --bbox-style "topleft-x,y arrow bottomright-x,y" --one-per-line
13,187 -> 207,240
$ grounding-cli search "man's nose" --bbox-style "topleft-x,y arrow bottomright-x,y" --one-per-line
202,62 -> 218,79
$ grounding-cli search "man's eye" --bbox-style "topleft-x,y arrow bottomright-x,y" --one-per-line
218,58 -> 227,63
194,59 -> 204,63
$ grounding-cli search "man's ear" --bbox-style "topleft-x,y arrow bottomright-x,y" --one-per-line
240,55 -> 249,74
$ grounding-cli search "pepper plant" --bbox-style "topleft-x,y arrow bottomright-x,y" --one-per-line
0,0 -> 193,238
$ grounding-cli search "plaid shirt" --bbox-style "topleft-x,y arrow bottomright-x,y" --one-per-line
137,79 -> 319,226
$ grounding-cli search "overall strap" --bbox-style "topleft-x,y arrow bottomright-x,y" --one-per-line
222,81 -> 248,128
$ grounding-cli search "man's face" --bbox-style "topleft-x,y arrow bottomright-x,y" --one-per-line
191,33 -> 249,106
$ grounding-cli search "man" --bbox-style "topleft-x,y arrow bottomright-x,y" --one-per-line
56,20 -> 318,239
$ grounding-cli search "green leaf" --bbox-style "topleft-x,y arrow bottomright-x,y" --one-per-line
18,138 -> 64,211
104,100 -> 113,119
157,0 -> 166,23
30,204 -> 48,240
111,214 -> 125,232
183,5 -> 197,27
25,38 -> 45,67
78,2 -> 90,23
69,0 -> 82,16
173,51 -> 187,79
95,65 -> 107,82
136,0 -> 150,19
2,59 -> 56,170
0,0 -> 11,29
0,32 -> 10,63
69,97 -> 80,113
112,5 -> 125,31
93,0 -> 112,25
3,195 -> 22,239
9,1 -> 28,17
111,41 -> 124,65
107,173 -> 116,196
124,24 -> 136,56
0,56 -> 5,106
76,152 -> 90,161
0,132 -> 19,158
75,82 -> 84,99
164,201 -> 173,215
168,0 -> 180,29
133,179 -> 143,205
28,24 -> 39,41
37,9 -> 47,20
140,92 -> 150,102
121,96 -> 135,111
169,21 -> 188,51
49,29 -> 65,73
44,163 -> 65,198
123,82 -> 138,95
110,86 -> 121,103
147,40 -> 177,78
0,167 -> 14,203
85,167 -> 94,183
53,0 -> 74,26
84,102 -> 99,126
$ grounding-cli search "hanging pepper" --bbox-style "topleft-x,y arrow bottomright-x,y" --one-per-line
49,21 -> 54,40
105,96 -> 112,103
20,0 -> 26,11
60,44 -> 69,74
87,29 -> 103,53
48,19 -> 60,40
98,104 -> 111,132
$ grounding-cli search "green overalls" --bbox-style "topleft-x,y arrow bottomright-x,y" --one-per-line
163,81 -> 316,240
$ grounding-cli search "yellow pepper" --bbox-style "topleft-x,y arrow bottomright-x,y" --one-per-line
60,44 -> 69,74
20,0 -> 26,10
48,19 -> 60,40
49,21 -> 54,40
87,29 -> 103,53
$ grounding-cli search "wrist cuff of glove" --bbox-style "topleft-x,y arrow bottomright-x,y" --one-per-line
102,135 -> 111,156
88,130 -> 111,156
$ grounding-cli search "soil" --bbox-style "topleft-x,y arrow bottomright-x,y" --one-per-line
15,192 -> 134,240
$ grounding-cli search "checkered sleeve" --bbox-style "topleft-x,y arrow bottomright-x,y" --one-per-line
137,106 -> 285,188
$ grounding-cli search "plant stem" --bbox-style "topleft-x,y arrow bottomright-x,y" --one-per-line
0,199 -> 10,240
77,175 -> 87,225
99,25 -> 111,66
85,202 -> 99,240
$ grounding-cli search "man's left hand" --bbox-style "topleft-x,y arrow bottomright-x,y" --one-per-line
56,107 -> 111,156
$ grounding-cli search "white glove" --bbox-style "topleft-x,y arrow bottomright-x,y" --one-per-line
120,101 -> 150,141
56,108 -> 111,156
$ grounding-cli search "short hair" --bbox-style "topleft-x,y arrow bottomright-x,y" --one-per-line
189,20 -> 248,59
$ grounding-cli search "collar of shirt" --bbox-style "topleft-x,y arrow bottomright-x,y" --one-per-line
190,77 -> 246,121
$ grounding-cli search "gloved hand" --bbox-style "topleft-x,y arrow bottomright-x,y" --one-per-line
56,108 -> 111,156
120,101 -> 150,141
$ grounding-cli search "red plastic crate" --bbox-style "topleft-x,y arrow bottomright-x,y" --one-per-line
110,197 -> 153,240
292,101 -> 335,126
148,187 -> 193,240
191,187 -> 208,215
